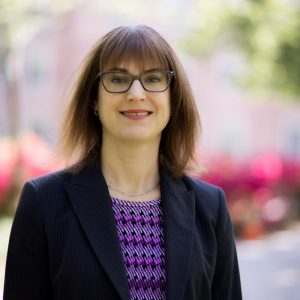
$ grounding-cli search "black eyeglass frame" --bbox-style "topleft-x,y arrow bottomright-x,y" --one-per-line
96,70 -> 175,93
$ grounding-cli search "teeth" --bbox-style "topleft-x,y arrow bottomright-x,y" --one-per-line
123,112 -> 149,116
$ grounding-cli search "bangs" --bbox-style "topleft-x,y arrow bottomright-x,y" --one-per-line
99,26 -> 171,71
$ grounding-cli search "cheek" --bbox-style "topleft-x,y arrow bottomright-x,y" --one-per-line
97,96 -> 120,126
98,103 -> 110,126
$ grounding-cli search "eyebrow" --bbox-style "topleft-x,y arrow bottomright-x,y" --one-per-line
105,67 -> 165,73
107,67 -> 128,72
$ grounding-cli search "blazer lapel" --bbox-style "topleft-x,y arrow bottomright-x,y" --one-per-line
160,170 -> 195,300
63,162 -> 195,300
64,163 -> 130,300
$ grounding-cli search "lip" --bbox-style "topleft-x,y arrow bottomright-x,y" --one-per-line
120,109 -> 153,120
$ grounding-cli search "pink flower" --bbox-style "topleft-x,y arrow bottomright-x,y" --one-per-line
18,132 -> 64,183
0,138 -> 18,204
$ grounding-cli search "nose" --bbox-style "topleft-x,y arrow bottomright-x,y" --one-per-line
127,79 -> 146,101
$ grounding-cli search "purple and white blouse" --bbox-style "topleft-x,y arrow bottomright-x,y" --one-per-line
111,197 -> 167,300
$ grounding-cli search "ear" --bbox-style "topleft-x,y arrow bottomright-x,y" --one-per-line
92,101 -> 99,117
93,100 -> 98,111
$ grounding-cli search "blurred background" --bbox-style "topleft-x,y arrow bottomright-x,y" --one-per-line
1,0 -> 300,299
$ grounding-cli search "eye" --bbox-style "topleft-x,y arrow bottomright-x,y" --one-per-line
111,76 -> 128,84
148,76 -> 161,82
143,73 -> 163,83
107,73 -> 130,84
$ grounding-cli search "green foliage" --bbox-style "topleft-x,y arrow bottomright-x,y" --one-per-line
182,0 -> 300,98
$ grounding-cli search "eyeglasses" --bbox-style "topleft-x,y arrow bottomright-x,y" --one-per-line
97,69 -> 174,93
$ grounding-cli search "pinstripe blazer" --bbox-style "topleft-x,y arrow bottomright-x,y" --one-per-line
4,161 -> 242,300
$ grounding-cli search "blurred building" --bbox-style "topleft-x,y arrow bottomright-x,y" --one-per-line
1,1 -> 300,160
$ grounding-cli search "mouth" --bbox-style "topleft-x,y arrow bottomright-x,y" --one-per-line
120,110 -> 153,117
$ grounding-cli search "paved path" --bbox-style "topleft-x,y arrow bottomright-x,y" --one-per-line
0,218 -> 11,300
237,223 -> 300,300
1,219 -> 300,299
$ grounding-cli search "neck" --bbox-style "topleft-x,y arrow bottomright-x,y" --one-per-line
100,137 -> 161,200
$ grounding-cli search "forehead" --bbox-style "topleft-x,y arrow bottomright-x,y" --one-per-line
100,44 -> 169,73
103,59 -> 166,73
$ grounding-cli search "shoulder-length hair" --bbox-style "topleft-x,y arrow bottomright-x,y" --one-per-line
60,25 -> 201,178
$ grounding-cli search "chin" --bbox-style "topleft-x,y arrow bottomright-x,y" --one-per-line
119,132 -> 160,143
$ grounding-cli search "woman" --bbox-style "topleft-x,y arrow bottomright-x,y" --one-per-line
4,25 -> 242,300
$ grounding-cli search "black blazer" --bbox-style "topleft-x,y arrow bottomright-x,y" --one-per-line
4,162 -> 242,300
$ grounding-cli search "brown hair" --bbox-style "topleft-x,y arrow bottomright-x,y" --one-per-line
60,25 -> 201,178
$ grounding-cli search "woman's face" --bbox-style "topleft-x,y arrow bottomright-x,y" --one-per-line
95,60 -> 171,145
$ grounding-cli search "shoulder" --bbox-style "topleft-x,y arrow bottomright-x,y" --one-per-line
182,175 -> 228,224
183,175 -> 224,198
15,168 -> 76,226
19,168 -> 73,210
25,168 -> 72,191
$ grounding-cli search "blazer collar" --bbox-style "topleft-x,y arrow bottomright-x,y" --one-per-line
64,161 -> 195,300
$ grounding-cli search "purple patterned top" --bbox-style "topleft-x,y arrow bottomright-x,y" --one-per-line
111,197 -> 167,300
